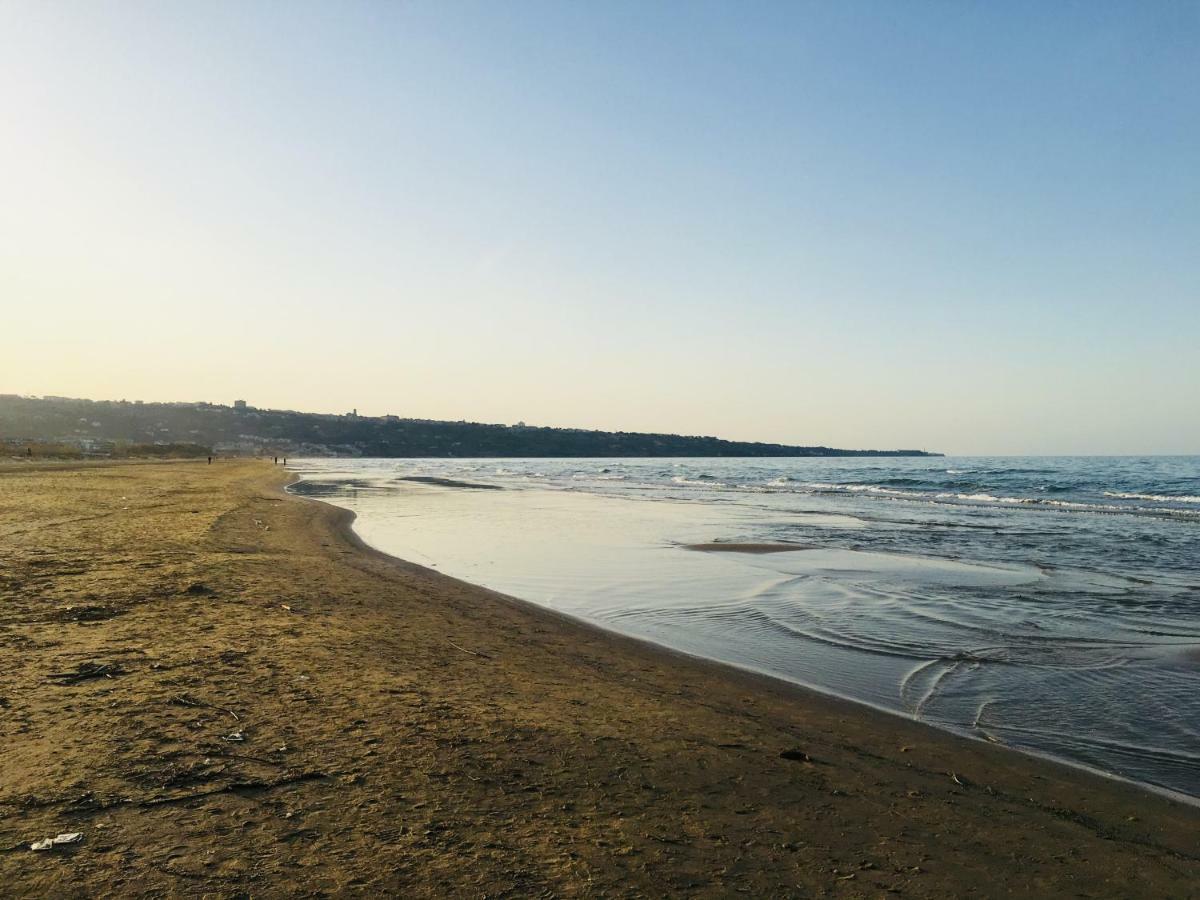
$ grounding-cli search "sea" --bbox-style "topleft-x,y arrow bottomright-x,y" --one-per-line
287,456 -> 1200,802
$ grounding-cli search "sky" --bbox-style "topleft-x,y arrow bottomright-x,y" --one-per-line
1,1 -> 1196,455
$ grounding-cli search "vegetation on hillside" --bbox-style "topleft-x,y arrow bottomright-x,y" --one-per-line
0,395 -> 939,458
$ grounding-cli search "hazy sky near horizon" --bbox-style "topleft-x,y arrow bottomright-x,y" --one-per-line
2,1 -> 1197,455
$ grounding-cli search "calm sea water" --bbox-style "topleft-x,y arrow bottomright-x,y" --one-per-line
289,456 -> 1200,801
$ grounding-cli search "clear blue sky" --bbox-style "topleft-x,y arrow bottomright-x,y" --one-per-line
2,1 -> 1196,453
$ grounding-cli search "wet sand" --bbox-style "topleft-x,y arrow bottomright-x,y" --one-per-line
0,460 -> 1197,897
684,542 -> 819,554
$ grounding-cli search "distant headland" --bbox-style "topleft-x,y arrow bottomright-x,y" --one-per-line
0,394 -> 942,458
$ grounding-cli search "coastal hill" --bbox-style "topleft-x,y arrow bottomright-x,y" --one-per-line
0,394 -> 940,458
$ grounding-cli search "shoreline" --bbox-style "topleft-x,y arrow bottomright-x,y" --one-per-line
2,460 -> 1197,896
294,477 -> 1200,811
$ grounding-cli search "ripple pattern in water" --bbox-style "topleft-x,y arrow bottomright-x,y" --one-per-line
289,455 -> 1200,800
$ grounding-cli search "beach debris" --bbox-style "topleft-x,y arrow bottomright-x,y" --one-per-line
140,770 -> 327,808
447,640 -> 492,659
169,693 -> 240,721
281,604 -> 292,611
57,604 -> 119,623
779,748 -> 812,762
184,582 -> 215,596
30,833 -> 83,851
950,772 -> 965,786
46,662 -> 124,685
222,729 -> 246,742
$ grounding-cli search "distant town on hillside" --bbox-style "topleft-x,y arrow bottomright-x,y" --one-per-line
0,394 -> 941,459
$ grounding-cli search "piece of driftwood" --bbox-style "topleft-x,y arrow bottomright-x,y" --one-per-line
169,693 -> 241,721
140,770 -> 327,807
448,640 -> 492,659
46,662 -> 124,685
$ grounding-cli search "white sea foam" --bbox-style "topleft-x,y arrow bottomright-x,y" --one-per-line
1038,499 -> 1120,511
806,482 -> 912,496
671,475 -> 729,488
1104,492 -> 1200,504
936,492 -> 1129,512
944,492 -> 1023,503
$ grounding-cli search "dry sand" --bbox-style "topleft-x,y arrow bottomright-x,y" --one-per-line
0,459 -> 1196,897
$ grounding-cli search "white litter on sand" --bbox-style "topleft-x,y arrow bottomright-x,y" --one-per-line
30,833 -> 83,851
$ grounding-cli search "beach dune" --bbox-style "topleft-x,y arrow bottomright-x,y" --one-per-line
0,460 -> 1196,897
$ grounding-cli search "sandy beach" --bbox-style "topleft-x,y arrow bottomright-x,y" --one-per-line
1,460 -> 1196,898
